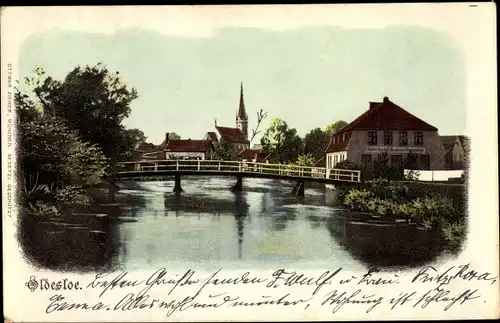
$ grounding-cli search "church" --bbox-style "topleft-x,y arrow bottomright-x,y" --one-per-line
205,82 -> 251,151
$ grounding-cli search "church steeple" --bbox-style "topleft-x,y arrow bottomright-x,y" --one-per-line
237,82 -> 247,120
236,82 -> 248,140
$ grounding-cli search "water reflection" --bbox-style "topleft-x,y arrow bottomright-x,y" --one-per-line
19,177 -> 448,272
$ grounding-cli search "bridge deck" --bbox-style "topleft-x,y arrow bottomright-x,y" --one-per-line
116,160 -> 361,183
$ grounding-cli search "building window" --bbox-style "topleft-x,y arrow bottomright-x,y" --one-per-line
414,132 -> 424,146
383,131 -> 393,145
368,131 -> 377,145
361,154 -> 372,169
399,131 -> 408,146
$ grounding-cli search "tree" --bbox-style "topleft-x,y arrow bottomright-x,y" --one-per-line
168,132 -> 181,140
295,154 -> 316,167
27,64 -> 141,169
16,92 -> 108,216
261,118 -> 303,163
213,139 -> 238,161
303,127 -> 329,160
325,120 -> 348,136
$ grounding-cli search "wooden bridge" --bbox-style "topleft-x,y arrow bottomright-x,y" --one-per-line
115,159 -> 361,196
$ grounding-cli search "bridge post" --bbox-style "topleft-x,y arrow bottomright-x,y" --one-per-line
232,175 -> 243,192
292,180 -> 305,196
173,174 -> 183,193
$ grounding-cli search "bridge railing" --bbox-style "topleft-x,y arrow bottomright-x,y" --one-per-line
117,160 -> 360,182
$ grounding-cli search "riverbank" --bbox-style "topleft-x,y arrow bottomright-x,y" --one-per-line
331,179 -> 467,261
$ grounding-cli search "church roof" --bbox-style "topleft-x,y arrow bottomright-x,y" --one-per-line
215,126 -> 249,144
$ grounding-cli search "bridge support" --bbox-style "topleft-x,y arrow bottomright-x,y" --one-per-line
173,174 -> 183,193
232,175 -> 243,192
292,180 -> 305,196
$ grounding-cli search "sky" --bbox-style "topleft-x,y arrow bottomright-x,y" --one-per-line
17,23 -> 466,146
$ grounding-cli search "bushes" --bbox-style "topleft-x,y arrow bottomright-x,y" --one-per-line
342,179 -> 465,252
344,189 -> 374,211
440,220 -> 467,252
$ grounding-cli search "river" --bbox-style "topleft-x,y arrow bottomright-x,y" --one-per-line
19,176 -> 451,272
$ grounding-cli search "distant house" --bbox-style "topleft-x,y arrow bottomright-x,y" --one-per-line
132,141 -> 161,161
163,139 -> 215,160
441,135 -> 470,170
325,96 -> 447,172
239,148 -> 267,163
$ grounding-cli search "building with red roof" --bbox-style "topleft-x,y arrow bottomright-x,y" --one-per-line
325,97 -> 446,171
239,148 -> 267,163
205,82 -> 251,152
160,133 -> 214,160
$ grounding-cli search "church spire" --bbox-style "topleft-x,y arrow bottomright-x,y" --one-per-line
237,82 -> 247,120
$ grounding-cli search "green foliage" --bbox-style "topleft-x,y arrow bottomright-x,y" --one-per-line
343,189 -> 374,211
295,154 -> 316,167
367,179 -> 409,201
369,152 -> 404,180
24,64 -> 142,167
214,139 -> 238,161
335,160 -> 360,170
344,186 -> 456,224
325,120 -> 348,136
440,220 -> 467,252
168,132 -> 181,140
303,128 -> 328,160
16,66 -> 117,218
261,118 -> 303,163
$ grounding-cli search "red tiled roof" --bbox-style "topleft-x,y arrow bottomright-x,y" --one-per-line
164,139 -> 213,153
314,156 -> 326,167
337,97 -> 438,134
215,126 -> 249,144
239,148 -> 265,161
326,131 -> 352,153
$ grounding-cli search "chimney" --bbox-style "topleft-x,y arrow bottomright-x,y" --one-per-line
383,96 -> 389,103
165,132 -> 169,142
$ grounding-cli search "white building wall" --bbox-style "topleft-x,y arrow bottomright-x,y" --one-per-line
342,130 -> 446,170
165,152 -> 206,160
326,151 -> 348,169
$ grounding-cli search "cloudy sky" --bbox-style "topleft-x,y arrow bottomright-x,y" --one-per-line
17,10 -> 467,146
